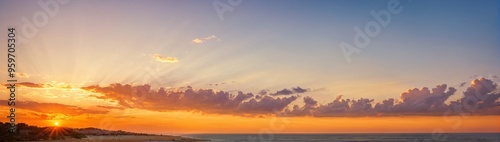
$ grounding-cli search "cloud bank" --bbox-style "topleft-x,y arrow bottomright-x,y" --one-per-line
82,84 -> 299,116
287,78 -> 500,117
21,78 -> 500,117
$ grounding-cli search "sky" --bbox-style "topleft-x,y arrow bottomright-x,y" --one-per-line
0,0 -> 499,134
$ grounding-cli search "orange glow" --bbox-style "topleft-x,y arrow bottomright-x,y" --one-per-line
4,107 -> 498,134
1,82 -> 498,134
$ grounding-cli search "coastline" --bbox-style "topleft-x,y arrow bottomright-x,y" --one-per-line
27,135 -> 210,142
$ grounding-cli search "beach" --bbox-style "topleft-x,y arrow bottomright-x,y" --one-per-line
29,135 -> 208,142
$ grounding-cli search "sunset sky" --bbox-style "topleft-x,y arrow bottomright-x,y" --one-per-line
0,0 -> 499,134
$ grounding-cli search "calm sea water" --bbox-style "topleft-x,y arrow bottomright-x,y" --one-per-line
185,133 -> 499,142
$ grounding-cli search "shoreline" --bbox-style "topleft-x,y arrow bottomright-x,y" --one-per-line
28,135 -> 210,142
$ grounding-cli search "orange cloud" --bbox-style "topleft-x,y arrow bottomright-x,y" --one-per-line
16,73 -> 30,78
0,100 -> 108,116
81,84 -> 299,116
3,82 -> 74,89
151,54 -> 178,63
7,82 -> 44,88
192,35 -> 220,44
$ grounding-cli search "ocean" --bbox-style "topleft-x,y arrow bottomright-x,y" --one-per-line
185,133 -> 499,142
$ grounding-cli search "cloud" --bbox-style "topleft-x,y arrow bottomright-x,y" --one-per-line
208,81 -> 237,86
238,96 -> 298,114
4,82 -> 44,88
0,100 -> 108,115
290,84 -> 458,116
192,38 -> 203,44
391,84 -> 456,113
16,73 -> 30,78
311,96 -> 354,116
287,96 -> 318,116
82,84 -> 301,116
79,78 -> 499,117
271,87 -> 310,96
96,105 -> 126,110
459,82 -> 467,87
286,78 -> 499,117
292,87 -> 308,93
451,78 -> 500,114
255,89 -> 269,99
373,98 -> 395,113
272,88 -> 293,96
151,54 -> 179,63
192,35 -> 220,44
3,82 -> 76,89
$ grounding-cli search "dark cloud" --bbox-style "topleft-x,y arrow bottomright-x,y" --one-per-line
373,98 -> 395,113
271,87 -> 310,96
313,95 -> 350,116
82,84 -> 300,116
81,78 -> 499,117
451,78 -> 500,115
459,82 -> 467,87
292,87 -> 308,93
310,96 -> 377,117
258,89 -> 269,96
271,88 -> 294,96
391,84 -> 456,113
286,78 -> 499,117
295,84 -> 458,116
238,96 -> 298,114
287,96 -> 318,116
350,98 -> 374,113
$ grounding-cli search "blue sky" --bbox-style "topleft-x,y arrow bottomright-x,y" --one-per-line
0,0 -> 498,103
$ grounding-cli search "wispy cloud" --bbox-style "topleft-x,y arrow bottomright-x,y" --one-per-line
15,82 -> 44,88
16,73 -> 30,78
3,82 -> 73,89
0,100 -> 109,116
192,35 -> 220,44
151,54 -> 179,63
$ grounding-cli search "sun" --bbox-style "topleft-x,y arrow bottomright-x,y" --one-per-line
54,121 -> 59,126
